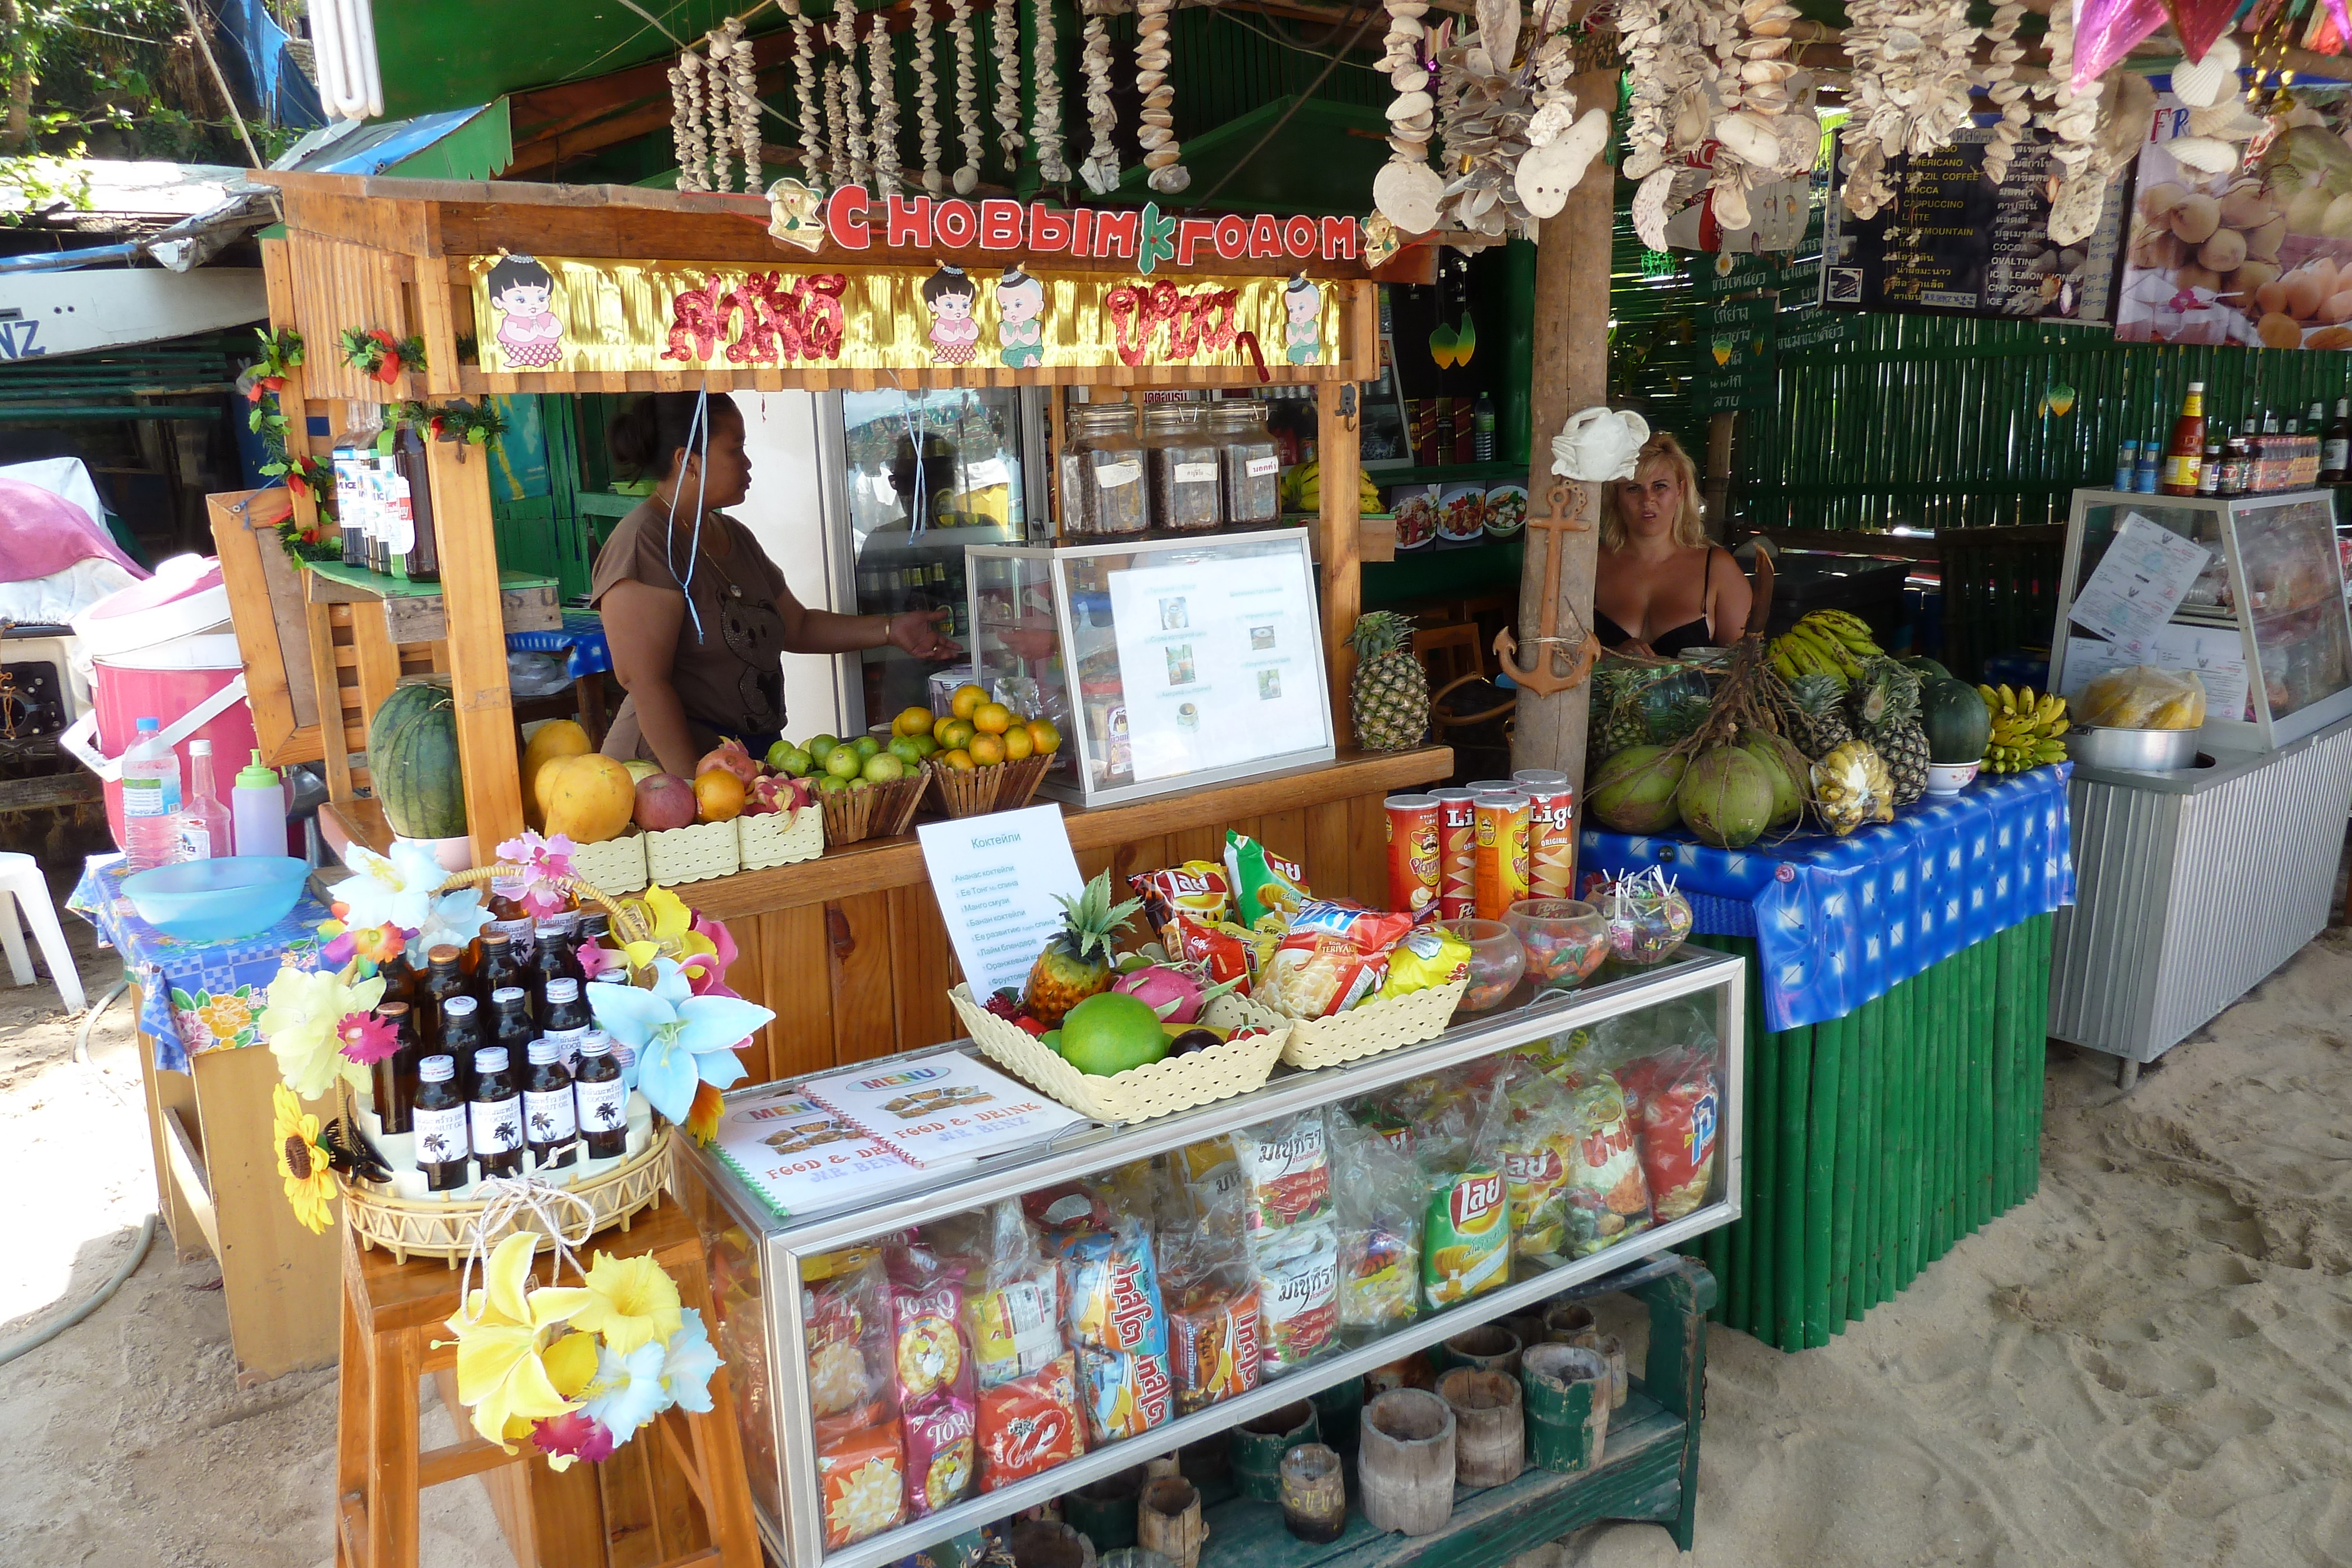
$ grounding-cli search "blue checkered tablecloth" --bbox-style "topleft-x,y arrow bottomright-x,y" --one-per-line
68,855 -> 332,1074
1580,765 -> 2075,1032
507,608 -> 612,678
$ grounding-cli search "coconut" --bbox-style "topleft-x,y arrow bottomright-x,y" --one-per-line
1678,745 -> 1776,848
1588,745 -> 1686,834
1737,727 -> 1809,829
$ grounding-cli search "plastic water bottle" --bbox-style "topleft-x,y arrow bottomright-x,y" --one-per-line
175,740 -> 229,862
122,717 -> 183,871
233,750 -> 285,860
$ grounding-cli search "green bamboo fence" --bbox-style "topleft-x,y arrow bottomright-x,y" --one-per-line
1682,915 -> 2053,1351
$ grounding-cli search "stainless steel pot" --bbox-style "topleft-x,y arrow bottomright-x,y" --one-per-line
2069,724 -> 2199,771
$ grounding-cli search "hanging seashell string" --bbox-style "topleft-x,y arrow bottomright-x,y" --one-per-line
1135,0 -> 1189,193
1374,0 -> 1444,232
868,8 -> 903,193
708,28 -> 737,194
670,49 -> 710,193
949,0 -> 985,193
823,39 -> 849,185
1032,0 -> 1070,183
1080,0 -> 1122,196
836,5 -> 871,187
2036,0 -> 2106,246
912,0 -> 946,193
991,0 -> 1025,173
1837,0 -> 1980,221
787,2 -> 826,185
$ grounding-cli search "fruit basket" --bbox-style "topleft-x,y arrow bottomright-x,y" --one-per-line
566,831 -> 650,895
819,774 -> 928,847
994,753 -> 1054,811
947,982 -> 1293,1123
925,757 -> 1006,819
738,803 -> 824,870
1277,979 -> 1468,1071
644,818 -> 742,885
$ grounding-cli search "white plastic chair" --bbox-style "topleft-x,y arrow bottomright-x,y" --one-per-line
0,852 -> 87,1012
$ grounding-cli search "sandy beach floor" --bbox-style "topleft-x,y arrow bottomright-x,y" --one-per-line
2,869 -> 2347,1568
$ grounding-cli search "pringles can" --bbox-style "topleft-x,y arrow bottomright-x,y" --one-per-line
1432,787 -> 1478,920
1472,791 -> 1531,921
1514,768 -> 1576,900
1384,794 -> 1442,916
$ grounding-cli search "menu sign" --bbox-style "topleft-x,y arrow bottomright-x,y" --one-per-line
1821,125 -> 2127,323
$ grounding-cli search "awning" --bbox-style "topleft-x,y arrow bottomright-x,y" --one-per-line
272,102 -> 514,181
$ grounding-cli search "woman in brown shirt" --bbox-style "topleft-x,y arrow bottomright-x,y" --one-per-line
592,393 -> 960,775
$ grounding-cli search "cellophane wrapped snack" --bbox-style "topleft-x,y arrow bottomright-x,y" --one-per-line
1253,1219 -> 1340,1376
1235,1109 -> 1333,1236
1330,1107 -> 1422,1340
977,1351 -> 1087,1491
1564,1074 -> 1654,1256
2076,663 -> 2207,730
804,1245 -> 897,1445
1502,1063 -> 1579,1261
1161,1139 -> 1261,1413
818,1421 -> 907,1549
1415,1068 -> 1514,1308
1130,861 -> 1233,944
1225,830 -> 1311,923
1379,923 -> 1472,1001
1050,1217 -> 1174,1443
1079,1345 -> 1175,1441
886,1243 -> 980,1519
1616,1046 -> 1722,1222
933,1200 -> 1064,1392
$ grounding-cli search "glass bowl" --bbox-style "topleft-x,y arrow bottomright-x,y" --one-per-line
121,856 -> 309,942
1441,918 -> 1524,1011
1605,885 -> 1693,967
1504,898 -> 1610,988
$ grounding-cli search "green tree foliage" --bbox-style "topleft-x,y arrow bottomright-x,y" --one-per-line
1,0 -> 248,165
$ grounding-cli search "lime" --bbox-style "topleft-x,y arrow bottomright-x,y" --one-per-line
806,734 -> 840,763
823,745 -> 864,780
863,753 -> 906,783
769,742 -> 813,776
887,736 -> 926,766
910,733 -> 941,758
816,774 -> 850,794
853,734 -> 881,760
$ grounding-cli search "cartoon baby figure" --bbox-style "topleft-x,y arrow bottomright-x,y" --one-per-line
487,255 -> 564,369
996,267 -> 1045,367
924,263 -> 981,366
1282,273 -> 1322,366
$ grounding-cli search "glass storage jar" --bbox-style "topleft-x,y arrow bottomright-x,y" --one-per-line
1059,402 -> 1150,536
1143,403 -> 1224,533
1211,397 -> 1284,526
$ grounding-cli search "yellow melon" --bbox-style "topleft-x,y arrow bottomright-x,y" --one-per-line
521,720 -> 593,828
544,754 -> 636,843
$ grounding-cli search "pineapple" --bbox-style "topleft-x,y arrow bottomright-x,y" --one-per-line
1023,871 -> 1142,1025
1849,657 -> 1929,805
1783,672 -> 1852,759
1590,665 -> 1649,763
1347,611 -> 1429,752
1648,693 -> 1715,745
1810,740 -> 1895,837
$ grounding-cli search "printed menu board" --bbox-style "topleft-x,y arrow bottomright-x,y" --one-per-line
1821,124 -> 2127,323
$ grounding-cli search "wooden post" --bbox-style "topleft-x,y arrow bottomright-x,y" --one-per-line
1705,410 -> 1736,541
1319,352 -> 1364,750
1510,67 -> 1620,782
423,439 -> 526,862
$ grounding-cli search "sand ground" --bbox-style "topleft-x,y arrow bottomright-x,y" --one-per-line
3,866 -> 2348,1568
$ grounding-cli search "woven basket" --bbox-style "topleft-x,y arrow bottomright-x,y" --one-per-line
926,758 -> 1004,819
431,866 -> 655,945
342,1126 -> 675,1266
995,753 -> 1055,810
645,819 -> 742,884
948,983 -> 1292,1123
1278,979 -> 1468,1070
820,773 -> 927,847
567,831 -> 650,895
739,803 -> 823,870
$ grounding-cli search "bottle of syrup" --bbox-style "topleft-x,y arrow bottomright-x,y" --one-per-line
419,944 -> 468,1058
539,978 -> 593,1072
469,1047 -> 524,1179
575,1034 -> 629,1160
371,1000 -> 420,1135
522,1038 -> 579,1172
490,985 -> 534,1073
2325,397 -> 2352,484
529,919 -> 583,1021
475,931 -> 523,1010
377,947 -> 419,1012
2160,381 -> 2207,496
413,1055 -> 472,1192
440,993 -> 483,1099
485,874 -> 537,966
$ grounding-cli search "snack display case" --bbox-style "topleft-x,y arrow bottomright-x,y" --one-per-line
964,529 -> 1334,807
674,951 -> 1746,1568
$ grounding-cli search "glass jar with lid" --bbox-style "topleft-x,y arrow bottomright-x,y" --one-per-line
1058,402 -> 1150,536
1210,397 -> 1283,527
1142,402 -> 1224,533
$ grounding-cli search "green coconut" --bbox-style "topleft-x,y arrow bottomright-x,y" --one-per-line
1679,745 -> 1776,848
1738,727 -> 1810,829
1588,744 -> 1687,834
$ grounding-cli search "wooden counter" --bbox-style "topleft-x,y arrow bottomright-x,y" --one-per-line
326,747 -> 1452,1082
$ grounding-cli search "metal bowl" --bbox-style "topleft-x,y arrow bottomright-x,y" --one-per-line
2069,724 -> 2199,771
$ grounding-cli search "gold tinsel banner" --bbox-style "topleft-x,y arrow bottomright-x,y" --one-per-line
469,255 -> 1344,376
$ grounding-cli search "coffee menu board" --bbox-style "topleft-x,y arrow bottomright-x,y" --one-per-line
1820,125 -> 2128,323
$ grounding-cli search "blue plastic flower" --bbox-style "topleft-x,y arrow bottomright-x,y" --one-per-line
661,1309 -> 722,1415
585,959 -> 770,1124
581,1338 -> 673,1446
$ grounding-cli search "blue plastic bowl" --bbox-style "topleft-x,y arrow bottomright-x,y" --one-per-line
122,857 -> 312,943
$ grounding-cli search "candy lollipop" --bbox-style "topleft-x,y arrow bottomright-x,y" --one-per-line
1605,867 -> 1692,966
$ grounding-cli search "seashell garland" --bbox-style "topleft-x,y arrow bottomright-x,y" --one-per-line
823,52 -> 847,188
1032,0 -> 1070,183
1138,0 -> 1190,193
1374,0 -> 1444,232
867,9 -> 902,194
787,3 -> 826,184
1977,2 -> 2030,188
1838,0 -> 1979,220
992,0 -> 1025,169
1081,1 -> 1121,196
948,0 -> 985,194
2171,32 -> 2240,111
2036,0 -> 2103,246
723,17 -> 763,195
670,49 -> 710,193
913,0 -> 944,193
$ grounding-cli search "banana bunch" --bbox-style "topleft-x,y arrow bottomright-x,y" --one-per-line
1281,458 -> 1382,516
1769,610 -> 1882,689
1979,684 -> 2069,773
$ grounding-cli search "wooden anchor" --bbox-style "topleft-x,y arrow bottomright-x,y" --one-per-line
1493,480 -> 1602,696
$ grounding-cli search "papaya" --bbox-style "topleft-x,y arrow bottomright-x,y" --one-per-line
545,753 -> 637,843
521,720 -> 592,829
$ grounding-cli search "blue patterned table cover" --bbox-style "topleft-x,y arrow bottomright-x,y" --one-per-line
67,855 -> 333,1074
507,608 -> 612,679
1579,765 -> 2075,1032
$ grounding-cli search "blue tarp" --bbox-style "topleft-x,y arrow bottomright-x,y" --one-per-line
208,0 -> 325,129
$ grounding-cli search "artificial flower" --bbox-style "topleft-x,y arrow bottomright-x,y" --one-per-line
661,1309 -> 721,1414
333,839 -> 453,934
684,1081 -> 725,1145
530,1409 -> 616,1470
572,1251 -> 683,1355
680,914 -> 739,996
619,884 -> 717,974
576,939 -> 620,982
272,1083 -> 338,1235
543,1329 -> 601,1399
412,888 -> 492,957
580,1339 -> 672,1446
338,1012 -> 399,1066
442,1233 -> 594,1450
262,965 -> 385,1098
586,959 -> 766,1123
495,830 -> 578,918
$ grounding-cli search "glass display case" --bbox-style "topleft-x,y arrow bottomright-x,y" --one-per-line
965,529 -> 1334,807
675,951 -> 1746,1568
2053,489 -> 2352,751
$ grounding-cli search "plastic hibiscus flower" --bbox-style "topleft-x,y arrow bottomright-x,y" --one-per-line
262,966 -> 386,1098
321,918 -> 406,969
337,1012 -> 400,1067
493,830 -> 577,918
618,884 -> 720,975
580,1339 -> 671,1445
660,1309 -> 722,1414
272,1084 -> 338,1234
584,958 -> 767,1124
333,839 -> 455,934
443,1233 -> 595,1450
570,1251 -> 683,1355
530,1409 -> 616,1470
412,885 -> 492,957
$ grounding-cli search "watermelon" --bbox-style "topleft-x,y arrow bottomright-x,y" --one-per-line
1921,676 -> 1992,764
1902,656 -> 1952,681
368,676 -> 467,839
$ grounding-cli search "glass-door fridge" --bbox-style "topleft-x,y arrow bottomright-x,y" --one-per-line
822,387 -> 1050,732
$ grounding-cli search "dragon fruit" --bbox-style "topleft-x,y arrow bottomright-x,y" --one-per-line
1111,961 -> 1242,1026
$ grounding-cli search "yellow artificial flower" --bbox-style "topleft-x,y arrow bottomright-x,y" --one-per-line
260,966 -> 385,1099
272,1084 -> 338,1235
569,1250 -> 684,1356
543,1330 -> 600,1399
442,1233 -> 595,1450
620,882 -> 716,974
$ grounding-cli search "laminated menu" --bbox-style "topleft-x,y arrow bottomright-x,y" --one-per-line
711,1088 -> 939,1222
802,1052 -> 1087,1168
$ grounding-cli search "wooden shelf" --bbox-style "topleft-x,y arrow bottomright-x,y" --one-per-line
302,560 -> 563,642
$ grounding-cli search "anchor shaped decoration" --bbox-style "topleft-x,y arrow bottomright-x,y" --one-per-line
1493,480 -> 1602,697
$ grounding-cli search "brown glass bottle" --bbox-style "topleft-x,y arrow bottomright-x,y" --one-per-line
539,977 -> 592,1072
475,931 -> 523,1009
574,1034 -> 628,1159
369,1001 -> 421,1135
529,919 -> 583,1022
489,985 -> 534,1073
484,874 -> 537,966
377,948 -> 419,1012
468,1047 -> 524,1179
523,1038 -> 578,1172
440,994 -> 484,1099
419,944 -> 468,1057
413,1054 -> 471,1192
396,423 -> 440,583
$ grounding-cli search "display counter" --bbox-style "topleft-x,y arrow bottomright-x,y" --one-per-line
323,746 -> 1451,1079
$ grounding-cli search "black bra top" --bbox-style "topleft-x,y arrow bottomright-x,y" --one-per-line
1595,549 -> 1720,657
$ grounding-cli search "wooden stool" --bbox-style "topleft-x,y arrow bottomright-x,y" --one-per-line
1411,623 -> 1485,689
334,1199 -> 761,1568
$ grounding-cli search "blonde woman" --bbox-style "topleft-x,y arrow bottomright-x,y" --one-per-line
1593,432 -> 1751,656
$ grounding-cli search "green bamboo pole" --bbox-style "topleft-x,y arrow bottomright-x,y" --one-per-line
1736,944 -> 1770,1338
1932,945 -> 1956,1261
1920,951 -> 1942,1264
1831,1007 -> 1861,1328
1807,1011 -> 1844,1349
1852,991 -> 1880,1320
1993,924 -> 2019,1216
1776,1022 -> 1812,1353
2026,912 -> 2051,1201
1893,971 -> 1917,1298
1976,935 -> 1997,1230
1874,980 -> 1899,1308
1960,937 -> 1983,1241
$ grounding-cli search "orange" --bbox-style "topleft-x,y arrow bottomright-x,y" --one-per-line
968,733 -> 1007,767
973,702 -> 1014,735
1024,718 -> 1063,756
893,704 -> 935,738
938,717 -> 976,751
932,713 -> 958,745
1001,723 -> 1034,761
950,683 -> 988,720
693,768 -> 746,822
941,747 -> 976,772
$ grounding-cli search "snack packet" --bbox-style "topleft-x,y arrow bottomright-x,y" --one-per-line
977,1352 -> 1087,1490
1225,830 -> 1311,923
1330,1108 -> 1422,1338
1053,1222 -> 1168,1357
903,1397 -> 978,1519
1167,1285 -> 1259,1412
1261,930 -> 1391,1018
931,1199 -> 1064,1390
1254,1219 -> 1340,1376
1078,1345 -> 1175,1442
1418,1072 -> 1512,1309
2076,663 -> 2207,730
887,1244 -> 981,1519
1235,1110 -> 1332,1235
1130,861 -> 1233,944
1565,1074 -> 1655,1256
818,1421 -> 907,1549
1502,1065 -> 1579,1260
1616,1048 -> 1721,1222
1379,923 -> 1472,1001
1287,899 -> 1414,952
1165,913 -> 1258,992
805,1246 -> 895,1443
889,1267 -> 970,1409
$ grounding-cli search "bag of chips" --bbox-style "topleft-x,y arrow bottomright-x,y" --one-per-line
1565,1074 -> 1655,1256
805,1246 -> 895,1444
1260,930 -> 1391,1018
1417,1072 -> 1513,1309
1616,1047 -> 1721,1222
930,1199 -> 1064,1392
903,1397 -> 978,1519
1053,1221 -> 1168,1358
1329,1108 -> 1422,1339
977,1352 -> 1087,1491
1130,861 -> 1233,945
1235,1110 -> 1332,1236
818,1421 -> 907,1549
1078,1345 -> 1175,1442
1254,1219 -> 1340,1377
1379,923 -> 1472,1001
1168,1285 -> 1259,1412
1225,830 -> 1312,924
1164,913 -> 1259,992
1502,1065 -> 1579,1260
886,1243 -> 981,1519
